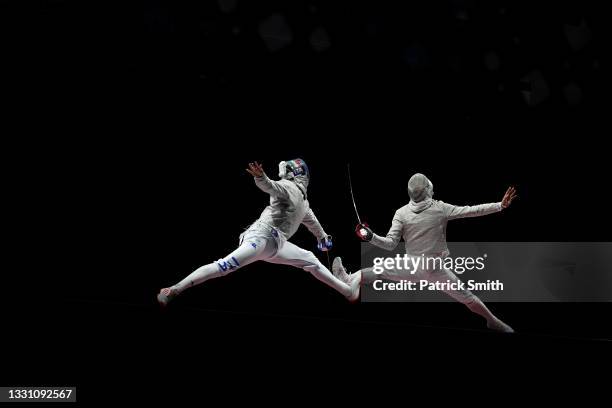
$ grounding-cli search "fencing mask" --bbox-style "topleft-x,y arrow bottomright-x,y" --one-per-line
407,173 -> 434,213
278,158 -> 310,191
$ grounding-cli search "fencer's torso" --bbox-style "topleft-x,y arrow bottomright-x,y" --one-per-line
256,179 -> 308,240
395,201 -> 451,257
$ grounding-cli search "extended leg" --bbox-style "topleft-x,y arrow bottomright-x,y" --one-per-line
157,234 -> 274,306
428,268 -> 514,333
267,242 -> 359,301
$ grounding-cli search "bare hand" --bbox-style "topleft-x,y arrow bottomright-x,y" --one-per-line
246,161 -> 265,178
501,186 -> 518,209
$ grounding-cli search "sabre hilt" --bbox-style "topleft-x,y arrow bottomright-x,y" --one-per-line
355,223 -> 373,242
317,235 -> 333,252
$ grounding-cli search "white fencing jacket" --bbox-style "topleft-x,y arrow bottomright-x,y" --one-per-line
253,174 -> 327,241
371,200 -> 502,257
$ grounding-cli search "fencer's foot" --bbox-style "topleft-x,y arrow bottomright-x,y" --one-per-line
332,257 -> 350,284
487,318 -> 515,333
157,287 -> 178,308
333,257 -> 360,302
347,272 -> 361,303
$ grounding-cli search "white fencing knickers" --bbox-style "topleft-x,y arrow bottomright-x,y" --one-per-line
172,222 -> 353,298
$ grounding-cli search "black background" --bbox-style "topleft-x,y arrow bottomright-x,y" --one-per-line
3,0 -> 610,402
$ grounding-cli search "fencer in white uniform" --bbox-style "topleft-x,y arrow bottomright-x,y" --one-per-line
333,173 -> 517,333
157,159 -> 360,306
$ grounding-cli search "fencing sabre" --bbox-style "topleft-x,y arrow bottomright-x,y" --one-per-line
347,164 -> 373,241
347,163 -> 362,224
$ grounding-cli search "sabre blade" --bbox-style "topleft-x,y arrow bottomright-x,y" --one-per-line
347,164 -> 362,225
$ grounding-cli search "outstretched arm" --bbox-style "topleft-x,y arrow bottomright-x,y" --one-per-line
246,161 -> 289,198
442,186 -> 518,220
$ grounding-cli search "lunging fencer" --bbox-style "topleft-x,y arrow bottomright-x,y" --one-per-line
333,173 -> 517,333
157,159 -> 360,306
